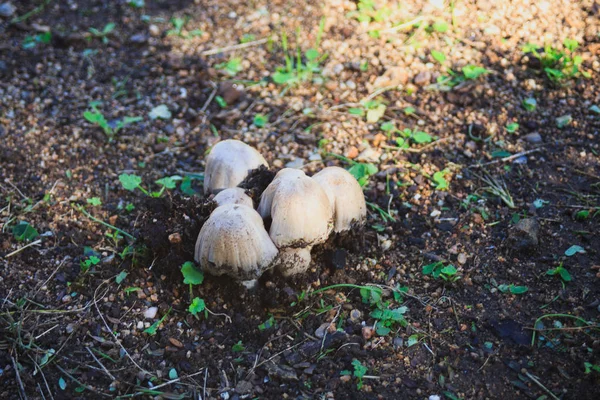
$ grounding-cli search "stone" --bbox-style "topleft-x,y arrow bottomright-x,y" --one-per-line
149,24 -> 161,37
523,132 -> 542,144
413,71 -> 432,86
0,2 -> 15,17
144,306 -> 158,319
508,218 -> 539,251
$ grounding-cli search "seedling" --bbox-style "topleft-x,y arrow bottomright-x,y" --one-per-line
430,64 -> 490,91
253,114 -> 268,127
497,284 -> 528,295
584,362 -> 600,374
522,97 -> 537,111
167,17 -> 203,38
84,103 -> 142,142
522,39 -> 590,82
477,173 -> 514,208
370,305 -> 408,335
232,341 -> 245,352
431,50 -> 446,64
505,123 -> 519,133
22,32 -> 52,49
80,255 -> 100,274
432,170 -> 449,190
341,359 -> 368,390
271,18 -> 327,86
422,261 -> 461,282
547,263 -> 572,282
258,315 -> 276,331
144,308 -> 171,335
12,221 -> 39,242
88,23 -> 116,44
118,173 -> 179,197
215,58 -> 243,76
86,197 -> 102,206
348,99 -> 387,123
214,96 -> 227,108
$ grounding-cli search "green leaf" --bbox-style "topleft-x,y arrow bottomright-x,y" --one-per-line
491,150 -> 512,158
555,115 -> 572,129
144,308 -> 171,335
180,176 -> 197,195
87,197 -> 102,206
103,22 -> 116,34
58,377 -> 67,390
462,65 -> 488,79
440,265 -> 457,276
505,122 -> 519,133
433,20 -> 449,33
305,48 -> 320,61
510,285 -> 528,295
149,104 -> 171,120
380,121 -> 395,132
232,341 -> 245,352
156,177 -> 177,189
181,262 -> 204,285
253,114 -> 268,127
376,326 -> 391,336
432,171 -> 449,190
422,262 -> 441,275
168,368 -> 178,380
366,104 -> 386,123
563,38 -> 578,52
119,173 -> 142,191
431,50 -> 446,64
115,271 -> 128,284
407,334 -> 419,347
565,245 -> 585,256
272,71 -> 294,84
522,97 -> 537,111
348,108 -> 365,116
411,131 -> 432,144
559,268 -> 572,282
214,95 -> 227,108
352,359 -> 367,378
12,221 -> 39,242
497,284 -> 509,293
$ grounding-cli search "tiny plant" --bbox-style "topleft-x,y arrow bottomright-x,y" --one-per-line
22,32 -> 52,49
215,58 -> 243,76
431,64 -> 490,91
497,284 -> 528,295
12,221 -> 39,242
272,18 -> 327,86
166,17 -> 202,38
422,261 -> 460,282
522,97 -> 537,111
341,359 -> 368,390
522,39 -> 590,82
505,122 -> 519,133
89,23 -> 116,44
547,263 -> 572,282
84,102 -> 142,142
370,305 -> 408,335
118,174 -> 178,197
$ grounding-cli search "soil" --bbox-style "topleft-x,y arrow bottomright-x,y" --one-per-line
1,0 -> 599,399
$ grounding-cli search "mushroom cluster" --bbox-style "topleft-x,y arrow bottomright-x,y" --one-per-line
194,140 -> 366,285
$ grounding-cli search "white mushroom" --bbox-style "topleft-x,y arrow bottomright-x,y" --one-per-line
204,139 -> 268,195
194,204 -> 278,282
213,187 -> 253,208
258,168 -> 332,275
312,166 -> 367,233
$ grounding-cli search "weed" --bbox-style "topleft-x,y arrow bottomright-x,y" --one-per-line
422,261 -> 461,282
271,18 -> 327,86
214,96 -> 227,108
118,173 -> 179,197
497,284 -> 528,295
523,39 -> 590,82
584,362 -> 600,374
430,64 -> 490,91
232,341 -> 245,352
22,32 -> 52,49
84,103 -> 142,142
88,23 -> 116,44
253,114 -> 268,127
80,251 -> 100,273
144,308 -> 171,335
505,122 -> 519,133
522,97 -> 537,111
86,197 -> 102,206
477,173 -> 514,208
258,315 -> 276,331
12,221 -> 39,242
167,17 -> 203,38
128,0 -> 144,8
432,170 -> 450,190
546,263 -> 572,282
371,305 -> 408,335
215,58 -> 243,76
341,359 -> 368,390
349,99 -> 387,123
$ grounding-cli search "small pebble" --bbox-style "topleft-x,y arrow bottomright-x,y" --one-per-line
144,307 -> 158,319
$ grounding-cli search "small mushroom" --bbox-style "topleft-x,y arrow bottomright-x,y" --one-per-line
194,204 -> 278,283
204,140 -> 268,195
312,166 -> 366,233
213,187 -> 253,208
258,168 -> 332,275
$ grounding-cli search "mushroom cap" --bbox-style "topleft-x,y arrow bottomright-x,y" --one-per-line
312,166 -> 367,233
204,140 -> 268,195
258,168 -> 332,248
213,187 -> 253,208
273,247 -> 312,276
194,204 -> 278,280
